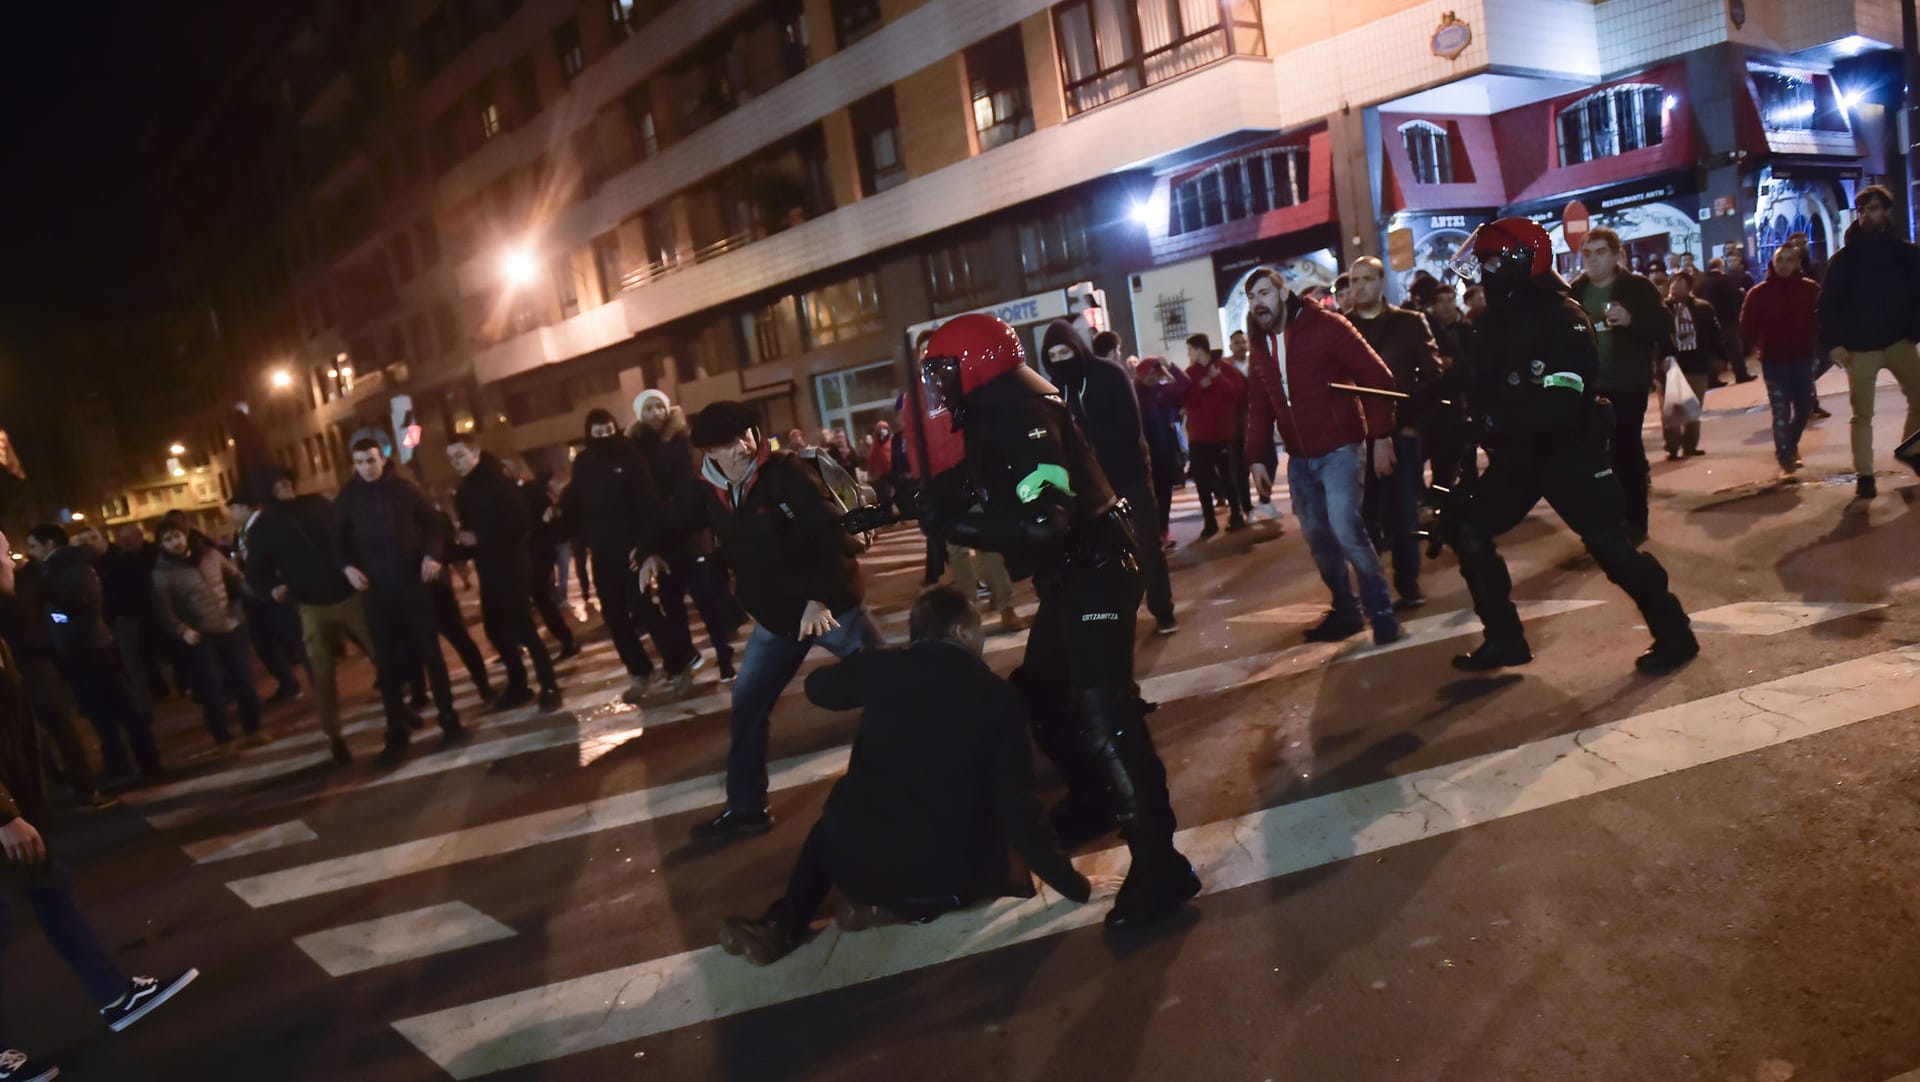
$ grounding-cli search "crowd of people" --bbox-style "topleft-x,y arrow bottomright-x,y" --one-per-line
4,186 -> 1920,1076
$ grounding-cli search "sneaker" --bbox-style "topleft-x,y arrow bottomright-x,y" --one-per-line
1161,533 -> 1176,552
377,735 -> 409,765
1858,475 -> 1877,499
439,717 -> 470,746
487,687 -> 536,713
1104,861 -> 1202,930
537,687 -> 564,714
1664,449 -> 1682,461
620,673 -> 655,705
689,654 -> 708,673
404,711 -> 425,732
1302,611 -> 1365,642
555,641 -> 581,660
329,738 -> 352,767
1687,447 -> 1707,457
1226,514 -> 1249,532
691,808 -> 773,842
996,608 -> 1030,635
666,670 -> 694,700
1392,593 -> 1428,612
1451,637 -> 1533,672
1777,469 -> 1802,485
1898,450 -> 1920,478
717,658 -> 737,684
0,1048 -> 59,1082
407,694 -> 429,713
1154,617 -> 1179,636
1811,404 -> 1832,420
718,916 -> 803,966
1198,521 -> 1219,540
1370,614 -> 1403,647
263,686 -> 301,708
99,970 -> 198,1033
238,731 -> 274,749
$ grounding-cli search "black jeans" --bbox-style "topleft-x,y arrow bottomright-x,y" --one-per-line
20,656 -> 96,797
0,856 -> 129,1048
659,554 -> 738,668
1604,389 -> 1652,536
179,628 -> 263,744
592,549 -> 695,679
244,598 -> 307,694
1117,478 -> 1175,623
480,577 -> 556,696
62,646 -> 159,776
416,577 -> 490,697
365,582 -> 457,733
1188,441 -> 1248,524
766,821 -> 836,938
527,548 -> 576,652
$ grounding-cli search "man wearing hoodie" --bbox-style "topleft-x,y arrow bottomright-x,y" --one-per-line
152,523 -> 266,752
1243,269 -> 1404,646
632,389 -> 740,682
448,435 -> 563,714
1817,185 -> 1920,499
564,409 -> 698,701
333,438 -> 466,761
1570,229 -> 1673,541
640,401 -> 879,844
1042,320 -> 1177,634
1741,244 -> 1824,481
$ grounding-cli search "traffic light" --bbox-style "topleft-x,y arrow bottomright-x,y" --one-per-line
390,395 -> 421,464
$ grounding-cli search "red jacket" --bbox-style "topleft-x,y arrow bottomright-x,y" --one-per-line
1245,297 -> 1397,462
1739,268 -> 1822,365
1181,358 -> 1246,444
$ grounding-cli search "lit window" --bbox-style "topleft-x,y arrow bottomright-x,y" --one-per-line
1169,145 -> 1309,236
850,90 -> 905,195
1399,120 -> 1454,185
965,28 -> 1033,151
481,102 -> 502,140
1557,83 -> 1664,166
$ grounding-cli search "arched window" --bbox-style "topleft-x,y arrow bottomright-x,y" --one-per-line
1557,83 -> 1665,166
1399,120 -> 1454,185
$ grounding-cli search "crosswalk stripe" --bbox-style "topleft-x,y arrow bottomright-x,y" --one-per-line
222,602 -> 1594,908
1679,601 -> 1887,636
179,820 -> 317,864
389,643 -> 1920,1078
294,902 -> 515,978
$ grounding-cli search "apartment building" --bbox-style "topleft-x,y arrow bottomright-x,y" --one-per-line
177,0 -> 1909,503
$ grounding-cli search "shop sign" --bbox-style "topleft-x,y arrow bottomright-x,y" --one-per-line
1430,13 -> 1473,60
1387,228 -> 1416,271
903,288 -> 1070,346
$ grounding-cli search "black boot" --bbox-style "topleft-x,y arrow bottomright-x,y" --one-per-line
1106,859 -> 1202,930
1075,687 -> 1197,930
1452,637 -> 1533,671
1590,533 -> 1697,675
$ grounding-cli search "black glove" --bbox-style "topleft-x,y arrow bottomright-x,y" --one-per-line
841,504 -> 899,534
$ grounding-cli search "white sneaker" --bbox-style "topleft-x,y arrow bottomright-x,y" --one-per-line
0,1048 -> 59,1082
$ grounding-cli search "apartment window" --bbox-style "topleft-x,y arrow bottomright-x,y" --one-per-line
625,87 -> 658,159
1753,68 -> 1847,132
607,0 -> 635,39
1169,145 -> 1308,235
511,54 -> 540,121
642,203 -> 679,271
800,272 -> 884,347
555,257 -> 580,318
1557,83 -> 1664,166
1053,0 -> 1265,117
741,296 -> 803,365
926,234 -> 999,309
966,28 -> 1034,151
1018,206 -> 1095,289
554,19 -> 585,81
832,0 -> 882,47
850,89 -> 905,195
591,231 -> 623,299
1400,121 -> 1453,185
685,320 -> 737,378
480,99 -> 503,140
415,217 -> 440,268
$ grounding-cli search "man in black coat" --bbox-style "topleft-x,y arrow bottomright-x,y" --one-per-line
1040,320 -> 1178,634
717,586 -> 1099,965
632,389 -> 740,681
448,436 -> 561,714
333,438 -> 465,760
519,469 -> 578,657
1817,184 -> 1920,498
562,409 -> 698,703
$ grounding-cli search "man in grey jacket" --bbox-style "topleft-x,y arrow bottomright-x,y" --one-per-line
152,524 -> 265,752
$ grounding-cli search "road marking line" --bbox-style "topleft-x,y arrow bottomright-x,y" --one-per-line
294,902 -> 515,978
390,644 -> 1920,1079
223,601 -> 1597,907
1680,601 -> 1887,636
179,820 -> 317,864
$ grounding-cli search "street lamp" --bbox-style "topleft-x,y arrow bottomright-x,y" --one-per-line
500,246 -> 536,289
270,368 -> 293,390
168,442 -> 186,456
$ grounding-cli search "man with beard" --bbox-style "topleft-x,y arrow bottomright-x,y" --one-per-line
1440,217 -> 1697,674
1817,184 -> 1920,499
901,313 -> 1199,930
448,436 -> 563,715
1243,268 -> 1404,646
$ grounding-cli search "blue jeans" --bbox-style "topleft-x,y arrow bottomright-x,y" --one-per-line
1763,359 -> 1817,469
1288,442 -> 1394,619
0,857 -> 128,1047
725,606 -> 885,812
1363,431 -> 1425,599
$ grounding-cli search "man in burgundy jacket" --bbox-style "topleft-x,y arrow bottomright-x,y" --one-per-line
1740,243 -> 1823,480
1182,333 -> 1249,537
1243,267 -> 1404,645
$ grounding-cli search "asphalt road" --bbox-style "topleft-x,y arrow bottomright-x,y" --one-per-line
15,369 -> 1920,1082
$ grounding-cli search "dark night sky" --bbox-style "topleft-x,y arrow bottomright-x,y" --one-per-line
0,2 -> 263,458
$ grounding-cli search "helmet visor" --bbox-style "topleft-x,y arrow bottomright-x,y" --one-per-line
920,355 -> 963,418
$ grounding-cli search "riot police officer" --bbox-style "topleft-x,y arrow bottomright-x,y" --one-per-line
907,313 -> 1199,929
1442,218 -> 1698,674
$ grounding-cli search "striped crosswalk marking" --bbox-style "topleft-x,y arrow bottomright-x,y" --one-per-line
179,820 -> 317,864
294,902 -> 515,978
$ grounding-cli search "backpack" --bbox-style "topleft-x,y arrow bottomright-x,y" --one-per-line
797,449 -> 880,552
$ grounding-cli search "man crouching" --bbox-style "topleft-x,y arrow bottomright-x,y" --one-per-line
718,585 -> 1102,965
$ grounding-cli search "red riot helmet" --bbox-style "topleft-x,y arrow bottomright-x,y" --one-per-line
908,313 -> 1052,479
1449,217 -> 1555,289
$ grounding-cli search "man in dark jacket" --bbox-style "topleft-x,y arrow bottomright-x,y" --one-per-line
0,529 -> 198,1081
152,524 -> 264,752
641,401 -> 881,843
1041,320 -> 1177,634
562,409 -> 698,703
244,471 -> 370,766
448,436 -> 561,714
716,586 -> 1098,965
1817,184 -> 1920,498
1570,229 -> 1673,541
0,548 -> 104,808
632,389 -> 740,681
333,438 -> 465,760
1661,273 -> 1722,459
1696,251 -> 1755,383
22,525 -> 161,784
520,468 -> 579,657
98,525 -> 168,713
1345,257 -> 1444,609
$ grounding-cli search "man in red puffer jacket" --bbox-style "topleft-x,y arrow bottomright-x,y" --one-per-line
1740,244 -> 1823,480
1242,266 -> 1403,646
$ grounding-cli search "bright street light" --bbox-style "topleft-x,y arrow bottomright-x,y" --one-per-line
168,442 -> 186,456
270,368 -> 293,390
1837,87 -> 1863,111
1129,201 -> 1153,226
500,246 -> 536,289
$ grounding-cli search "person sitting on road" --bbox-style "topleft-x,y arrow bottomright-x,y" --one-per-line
717,585 -> 1101,965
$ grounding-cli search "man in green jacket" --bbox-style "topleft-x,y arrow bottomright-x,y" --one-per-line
1571,228 -> 1673,541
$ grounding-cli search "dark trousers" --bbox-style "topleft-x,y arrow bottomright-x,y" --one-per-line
766,820 -> 837,938
62,646 -> 159,777
573,541 -> 594,602
1604,389 -> 1652,536
1189,441 -> 1248,524
244,598 -> 307,694
659,554 -> 738,668
365,582 -> 456,733
1763,359 -> 1818,469
0,857 -> 129,1048
179,629 -> 263,744
1363,431 -> 1425,599
1151,470 -> 1176,537
527,551 -> 576,652
20,656 -> 96,798
592,549 -> 695,679
480,580 -> 556,695
1117,479 -> 1175,623
1014,562 -> 1184,878
421,578 -> 490,696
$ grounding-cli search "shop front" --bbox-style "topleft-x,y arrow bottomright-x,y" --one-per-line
902,285 -> 1091,373
1505,172 -> 1704,278
1210,226 -> 1340,341
1749,162 -> 1861,272
1382,208 -> 1499,299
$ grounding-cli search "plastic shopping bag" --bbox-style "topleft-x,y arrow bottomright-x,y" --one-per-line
1663,358 -> 1701,428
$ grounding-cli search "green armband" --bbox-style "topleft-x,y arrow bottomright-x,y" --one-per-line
1016,464 -> 1073,504
1543,372 -> 1585,392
